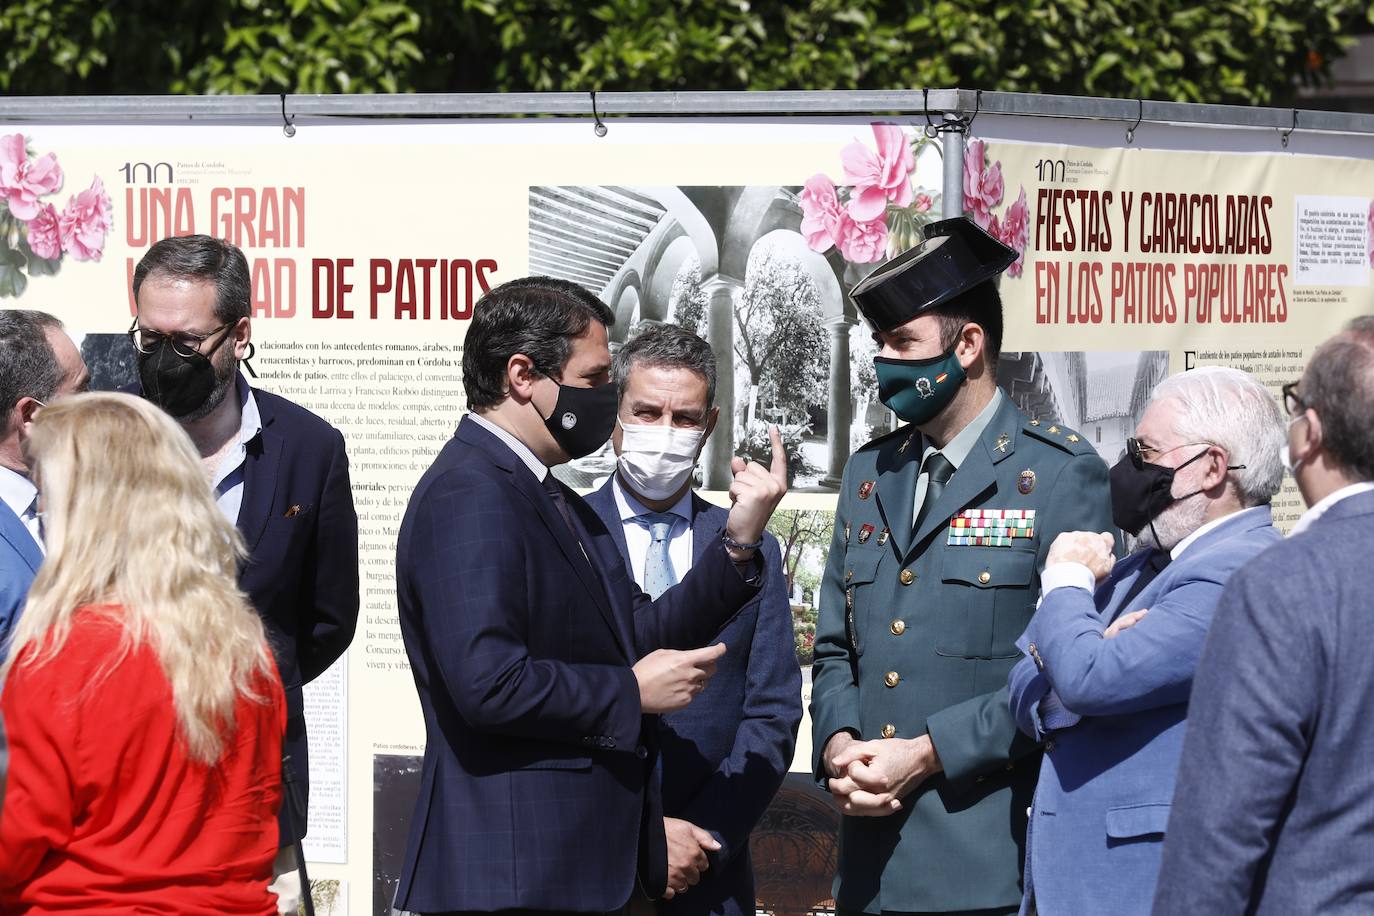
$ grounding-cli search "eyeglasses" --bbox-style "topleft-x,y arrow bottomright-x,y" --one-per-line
1125,437 -> 1200,470
1125,437 -> 1247,472
1281,381 -> 1306,418
128,318 -> 237,358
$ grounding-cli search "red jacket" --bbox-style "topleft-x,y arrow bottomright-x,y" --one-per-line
0,605 -> 286,914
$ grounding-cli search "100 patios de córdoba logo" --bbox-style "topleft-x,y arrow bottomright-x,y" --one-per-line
0,133 -> 114,298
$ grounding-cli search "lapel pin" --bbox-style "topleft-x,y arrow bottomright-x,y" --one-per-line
1017,470 -> 1036,495
858,480 -> 874,500
284,504 -> 302,518
858,524 -> 875,544
877,527 -> 890,546
995,433 -> 1011,453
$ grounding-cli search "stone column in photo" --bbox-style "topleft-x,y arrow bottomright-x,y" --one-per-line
821,315 -> 857,488
701,274 -> 742,491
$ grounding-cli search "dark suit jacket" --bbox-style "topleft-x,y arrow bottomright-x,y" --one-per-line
393,416 -> 764,914
128,376 -> 360,842
586,479 -> 802,916
1153,489 -> 1374,916
0,501 -> 41,653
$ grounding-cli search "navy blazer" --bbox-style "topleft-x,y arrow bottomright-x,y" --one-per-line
1008,506 -> 1279,916
127,376 -> 360,842
393,416 -> 764,914
1153,489 -> 1374,915
0,501 -> 41,654
586,479 -> 801,916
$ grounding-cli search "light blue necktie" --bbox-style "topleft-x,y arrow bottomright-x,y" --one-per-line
637,512 -> 679,599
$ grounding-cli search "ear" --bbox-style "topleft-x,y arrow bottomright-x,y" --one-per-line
1200,444 -> 1232,492
1298,409 -> 1323,453
955,322 -> 985,370
698,406 -> 720,455
506,353 -> 539,404
17,396 -> 43,432
232,317 -> 252,360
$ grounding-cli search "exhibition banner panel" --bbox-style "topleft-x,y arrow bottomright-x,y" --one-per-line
1,117 -> 1369,915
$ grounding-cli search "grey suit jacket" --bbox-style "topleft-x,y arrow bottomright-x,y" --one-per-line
1153,489 -> 1374,915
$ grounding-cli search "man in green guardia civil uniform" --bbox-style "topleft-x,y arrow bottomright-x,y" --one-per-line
811,217 -> 1115,915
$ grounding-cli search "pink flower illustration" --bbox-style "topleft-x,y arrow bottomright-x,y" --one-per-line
962,138 -> 1004,231
841,123 -> 915,221
837,213 -> 889,264
0,133 -> 64,221
25,204 -> 62,260
58,176 -> 113,261
999,187 -> 1030,278
913,192 -> 933,213
800,173 -> 845,254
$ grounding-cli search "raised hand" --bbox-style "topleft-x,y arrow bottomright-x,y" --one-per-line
724,424 -> 788,557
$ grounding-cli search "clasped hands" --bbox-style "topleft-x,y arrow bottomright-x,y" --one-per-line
823,731 -> 943,816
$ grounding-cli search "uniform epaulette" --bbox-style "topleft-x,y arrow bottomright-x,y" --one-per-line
1022,418 -> 1096,455
857,423 -> 915,454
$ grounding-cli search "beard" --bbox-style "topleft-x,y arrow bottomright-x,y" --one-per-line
1135,488 -> 1209,552
181,343 -> 239,423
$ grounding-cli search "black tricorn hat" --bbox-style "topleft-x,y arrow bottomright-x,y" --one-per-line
849,217 -> 1017,332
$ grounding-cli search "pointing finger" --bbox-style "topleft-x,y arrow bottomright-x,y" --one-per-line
768,425 -> 788,484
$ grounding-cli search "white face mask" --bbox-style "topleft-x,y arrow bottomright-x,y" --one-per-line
1280,413 -> 1309,475
616,419 -> 706,501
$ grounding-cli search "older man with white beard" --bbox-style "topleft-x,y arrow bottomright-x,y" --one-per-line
1006,366 -> 1284,916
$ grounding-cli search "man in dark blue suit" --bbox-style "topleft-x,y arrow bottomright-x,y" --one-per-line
584,324 -> 801,915
0,310 -> 88,650
128,236 -> 359,911
1153,318 -> 1374,915
393,277 -> 788,916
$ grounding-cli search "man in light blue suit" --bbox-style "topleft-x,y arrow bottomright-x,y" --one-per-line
1008,366 -> 1284,916
1154,318 -> 1374,915
0,310 -> 89,651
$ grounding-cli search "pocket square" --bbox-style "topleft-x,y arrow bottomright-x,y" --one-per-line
283,504 -> 302,518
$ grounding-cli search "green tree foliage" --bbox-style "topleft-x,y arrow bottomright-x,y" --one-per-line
0,0 -> 1367,105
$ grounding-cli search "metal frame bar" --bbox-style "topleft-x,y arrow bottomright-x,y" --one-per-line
3,89 -> 1371,135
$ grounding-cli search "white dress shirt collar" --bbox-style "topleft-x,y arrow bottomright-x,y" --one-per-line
467,412 -> 549,482
1170,504 -> 1270,560
1289,481 -> 1374,538
0,466 -> 35,524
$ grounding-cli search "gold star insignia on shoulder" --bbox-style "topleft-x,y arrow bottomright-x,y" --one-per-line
1067,434 -> 1080,443
995,433 -> 1011,453
1048,425 -> 1061,434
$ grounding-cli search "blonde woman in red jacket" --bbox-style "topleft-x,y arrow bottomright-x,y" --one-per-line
0,392 -> 286,914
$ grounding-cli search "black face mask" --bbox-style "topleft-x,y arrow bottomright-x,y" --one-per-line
539,379 -> 618,460
138,342 -> 217,419
1108,448 -> 1209,537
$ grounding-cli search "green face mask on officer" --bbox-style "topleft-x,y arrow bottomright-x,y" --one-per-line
873,347 -> 968,424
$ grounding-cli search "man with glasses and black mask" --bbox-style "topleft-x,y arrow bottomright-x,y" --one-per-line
811,217 -> 1114,916
1153,318 -> 1374,916
127,234 -> 359,913
1008,366 -> 1283,916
